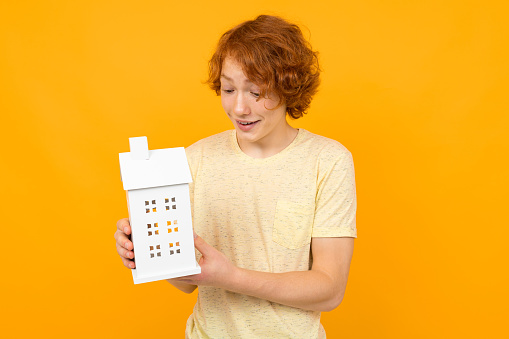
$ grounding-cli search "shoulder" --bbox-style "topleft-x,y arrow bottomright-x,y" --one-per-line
297,129 -> 353,165
185,131 -> 233,173
185,130 -> 232,158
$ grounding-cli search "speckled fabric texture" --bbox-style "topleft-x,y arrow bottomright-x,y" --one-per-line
184,129 -> 357,338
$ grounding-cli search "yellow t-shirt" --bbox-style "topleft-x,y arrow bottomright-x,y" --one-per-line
185,129 -> 357,338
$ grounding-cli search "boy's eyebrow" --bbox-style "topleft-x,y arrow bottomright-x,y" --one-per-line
220,74 -> 253,84
220,74 -> 232,81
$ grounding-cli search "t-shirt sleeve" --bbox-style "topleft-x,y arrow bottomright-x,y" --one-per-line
312,148 -> 357,238
184,146 -> 196,209
185,143 -> 202,262
185,143 -> 203,219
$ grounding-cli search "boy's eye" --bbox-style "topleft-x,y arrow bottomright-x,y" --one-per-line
251,92 -> 260,98
222,89 -> 234,94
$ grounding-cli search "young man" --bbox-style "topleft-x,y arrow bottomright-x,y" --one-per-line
115,15 -> 356,338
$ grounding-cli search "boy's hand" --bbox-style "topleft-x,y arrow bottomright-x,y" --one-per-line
114,218 -> 136,269
174,233 -> 239,289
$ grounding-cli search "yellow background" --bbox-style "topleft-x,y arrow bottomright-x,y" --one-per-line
1,1 -> 508,338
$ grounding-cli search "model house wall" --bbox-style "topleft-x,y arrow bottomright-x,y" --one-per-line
119,136 -> 201,284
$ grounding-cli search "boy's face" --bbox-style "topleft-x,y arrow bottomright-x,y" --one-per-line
220,57 -> 291,155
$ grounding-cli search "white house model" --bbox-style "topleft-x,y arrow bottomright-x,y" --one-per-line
119,136 -> 201,284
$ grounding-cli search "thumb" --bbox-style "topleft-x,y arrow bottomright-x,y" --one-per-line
193,232 -> 215,257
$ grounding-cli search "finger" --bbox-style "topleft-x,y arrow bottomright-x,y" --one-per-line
193,233 -> 215,257
115,230 -> 133,251
116,243 -> 134,260
121,256 -> 136,269
116,218 -> 131,235
176,272 -> 201,280
176,279 -> 194,284
174,276 -> 198,284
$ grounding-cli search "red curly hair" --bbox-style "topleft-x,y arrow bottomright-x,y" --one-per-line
207,15 -> 320,119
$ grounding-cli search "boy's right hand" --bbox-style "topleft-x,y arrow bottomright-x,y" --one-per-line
115,218 -> 136,269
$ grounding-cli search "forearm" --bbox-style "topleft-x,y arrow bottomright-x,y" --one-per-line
225,267 -> 345,312
178,235 -> 353,311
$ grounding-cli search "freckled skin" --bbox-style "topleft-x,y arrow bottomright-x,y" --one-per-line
220,58 -> 297,158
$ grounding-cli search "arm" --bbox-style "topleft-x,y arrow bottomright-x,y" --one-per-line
176,234 -> 354,312
114,218 -> 197,293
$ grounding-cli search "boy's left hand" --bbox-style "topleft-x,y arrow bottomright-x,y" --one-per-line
174,233 -> 239,289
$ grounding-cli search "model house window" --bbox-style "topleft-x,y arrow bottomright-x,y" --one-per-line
169,241 -> 181,255
167,220 -> 177,233
145,199 -> 157,213
147,223 -> 159,236
165,197 -> 177,210
149,244 -> 161,258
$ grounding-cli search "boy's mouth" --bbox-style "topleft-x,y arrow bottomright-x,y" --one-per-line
236,120 -> 260,131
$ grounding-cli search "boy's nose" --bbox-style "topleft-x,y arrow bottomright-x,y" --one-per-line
233,94 -> 249,115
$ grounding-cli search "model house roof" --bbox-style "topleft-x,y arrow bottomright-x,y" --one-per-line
119,136 -> 193,191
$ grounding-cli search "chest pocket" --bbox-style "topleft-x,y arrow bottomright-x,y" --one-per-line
272,200 -> 314,250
